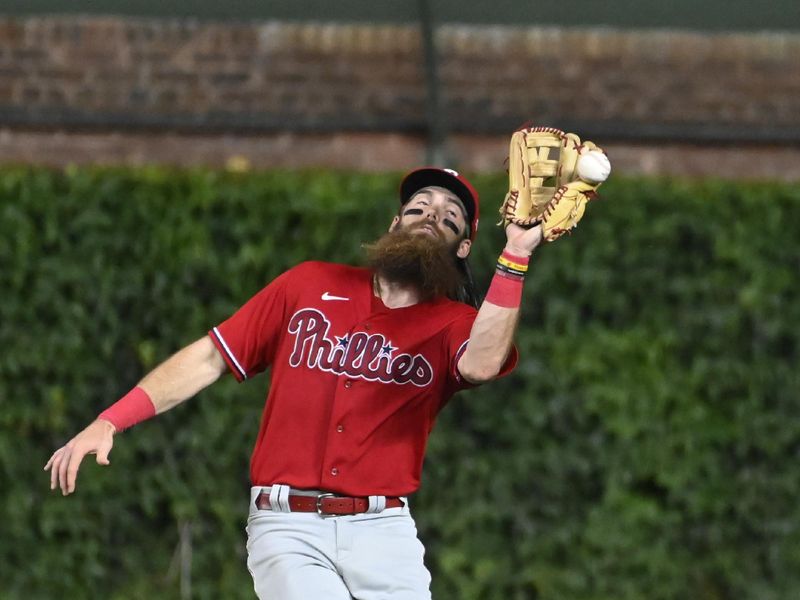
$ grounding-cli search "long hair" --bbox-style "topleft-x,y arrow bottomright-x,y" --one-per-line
455,257 -> 482,309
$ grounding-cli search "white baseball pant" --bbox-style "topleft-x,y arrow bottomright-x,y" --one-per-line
246,486 -> 433,599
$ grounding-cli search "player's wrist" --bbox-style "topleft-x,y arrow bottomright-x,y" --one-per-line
485,251 -> 528,308
97,385 -> 156,433
95,418 -> 118,435
499,249 -> 530,269
502,242 -> 534,258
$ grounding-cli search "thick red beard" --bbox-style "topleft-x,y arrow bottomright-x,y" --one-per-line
362,223 -> 464,302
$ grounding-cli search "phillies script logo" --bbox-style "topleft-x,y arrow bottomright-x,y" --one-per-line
287,309 -> 434,387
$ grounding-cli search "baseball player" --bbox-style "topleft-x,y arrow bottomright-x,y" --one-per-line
45,167 -> 543,599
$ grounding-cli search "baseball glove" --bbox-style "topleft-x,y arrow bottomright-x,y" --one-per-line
499,125 -> 610,241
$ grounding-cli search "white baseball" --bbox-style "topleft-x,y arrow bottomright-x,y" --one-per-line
576,151 -> 611,184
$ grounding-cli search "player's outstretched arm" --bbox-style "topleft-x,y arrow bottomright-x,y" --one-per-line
458,223 -> 542,383
44,336 -> 227,496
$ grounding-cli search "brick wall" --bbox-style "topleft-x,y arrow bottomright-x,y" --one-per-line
1,16 -> 798,178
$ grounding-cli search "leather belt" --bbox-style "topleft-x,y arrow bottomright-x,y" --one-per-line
255,491 -> 404,515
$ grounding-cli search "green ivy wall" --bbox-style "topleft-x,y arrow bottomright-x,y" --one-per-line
1,167 -> 798,599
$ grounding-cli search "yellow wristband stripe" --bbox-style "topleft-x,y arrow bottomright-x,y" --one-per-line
497,255 -> 529,272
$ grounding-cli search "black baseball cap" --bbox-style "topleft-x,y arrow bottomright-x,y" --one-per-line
399,167 -> 480,241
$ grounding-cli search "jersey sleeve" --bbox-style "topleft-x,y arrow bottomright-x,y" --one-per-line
443,311 -> 519,395
208,268 -> 295,382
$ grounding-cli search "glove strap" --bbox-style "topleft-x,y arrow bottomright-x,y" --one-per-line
97,386 -> 156,433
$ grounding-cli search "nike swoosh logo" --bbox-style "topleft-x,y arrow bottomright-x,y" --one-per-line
321,292 -> 350,301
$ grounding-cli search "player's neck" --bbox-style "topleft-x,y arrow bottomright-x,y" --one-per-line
374,274 -> 421,309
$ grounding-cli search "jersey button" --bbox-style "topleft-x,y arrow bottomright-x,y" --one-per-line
336,424 -> 344,433
330,467 -> 339,476
344,380 -> 352,389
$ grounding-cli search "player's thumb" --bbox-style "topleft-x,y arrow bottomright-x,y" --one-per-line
95,437 -> 113,466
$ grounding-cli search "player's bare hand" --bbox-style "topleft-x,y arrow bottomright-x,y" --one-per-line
504,221 -> 543,256
44,419 -> 116,495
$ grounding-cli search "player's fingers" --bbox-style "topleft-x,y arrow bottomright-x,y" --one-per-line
44,447 -> 64,471
57,447 -> 73,495
49,450 -> 65,490
65,446 -> 89,495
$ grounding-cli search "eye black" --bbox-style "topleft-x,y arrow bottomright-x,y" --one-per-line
442,219 -> 459,235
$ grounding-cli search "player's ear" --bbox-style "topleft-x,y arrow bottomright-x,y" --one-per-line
456,238 -> 471,259
389,216 -> 400,232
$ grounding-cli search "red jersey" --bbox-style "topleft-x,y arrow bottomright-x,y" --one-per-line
209,261 -> 517,496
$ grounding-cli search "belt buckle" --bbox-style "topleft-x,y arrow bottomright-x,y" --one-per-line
315,493 -> 337,516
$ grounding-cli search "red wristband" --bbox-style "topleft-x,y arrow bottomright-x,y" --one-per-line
485,271 -> 524,308
98,386 -> 156,433
501,250 -> 530,267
